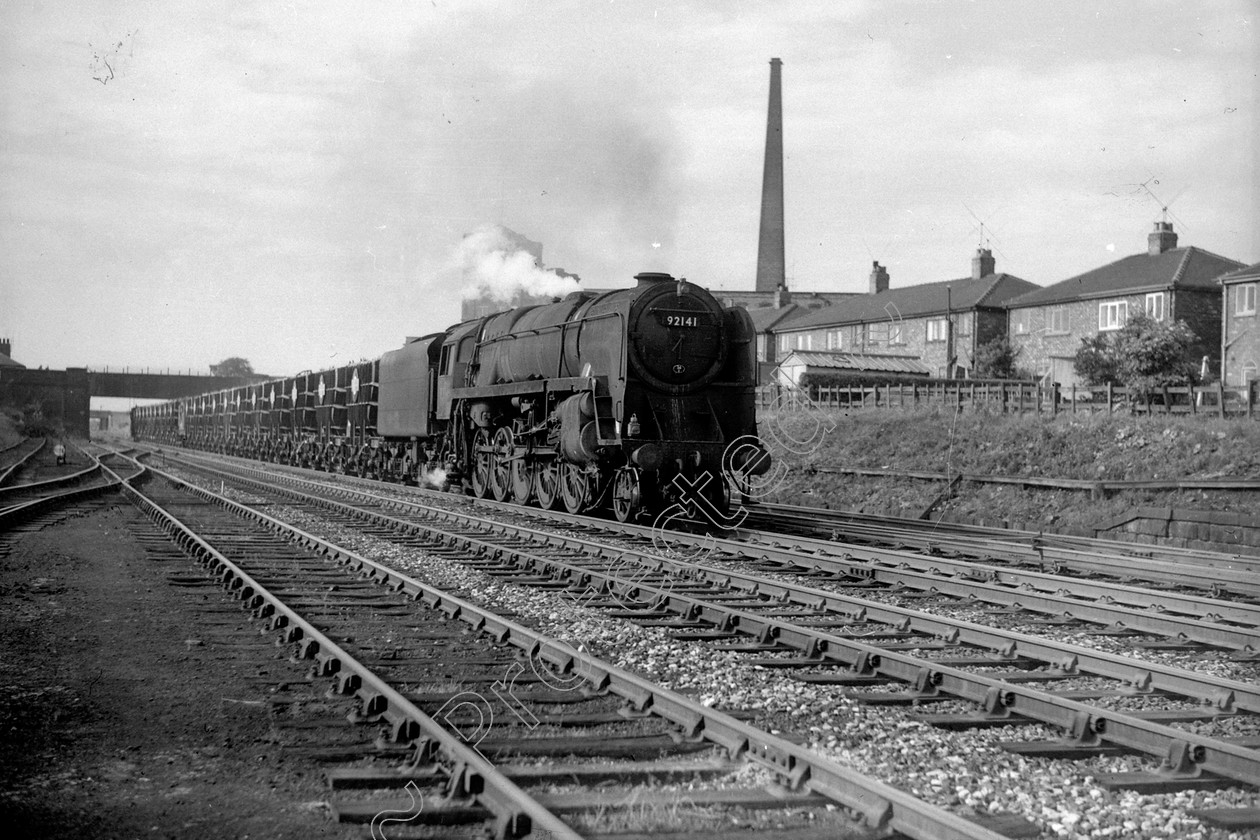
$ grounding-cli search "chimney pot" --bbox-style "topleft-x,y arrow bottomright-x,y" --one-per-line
0,339 -> 10,359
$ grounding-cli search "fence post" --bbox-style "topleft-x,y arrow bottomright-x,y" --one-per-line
1162,385 -> 1171,414
1191,385 -> 1197,415
1250,381 -> 1255,420
1218,381 -> 1226,418
1107,382 -> 1114,414
1052,382 -> 1060,415
1019,384 -> 1025,414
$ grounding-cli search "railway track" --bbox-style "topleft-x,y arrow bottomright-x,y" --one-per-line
0,443 -> 137,540
148,448 -> 1260,833
108,451 -> 1025,839
741,502 -> 1260,592
0,436 -> 48,485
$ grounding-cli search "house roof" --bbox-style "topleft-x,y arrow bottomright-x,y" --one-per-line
778,273 -> 1038,332
0,352 -> 24,369
779,350 -> 932,375
1006,247 -> 1245,309
746,303 -> 808,332
1219,261 -> 1260,285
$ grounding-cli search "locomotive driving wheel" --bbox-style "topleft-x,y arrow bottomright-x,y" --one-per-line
535,460 -> 561,509
509,443 -> 535,505
469,428 -> 492,498
611,467 -> 642,523
489,427 -> 513,502
560,462 -> 590,514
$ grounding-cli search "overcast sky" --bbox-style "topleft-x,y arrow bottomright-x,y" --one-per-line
1,1 -> 1255,376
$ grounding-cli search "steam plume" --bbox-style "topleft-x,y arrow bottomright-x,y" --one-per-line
455,224 -> 581,303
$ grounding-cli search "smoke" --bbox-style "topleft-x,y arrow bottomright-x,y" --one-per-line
454,224 -> 582,304
420,465 -> 448,489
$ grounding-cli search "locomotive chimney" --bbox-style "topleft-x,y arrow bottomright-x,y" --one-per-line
635,271 -> 674,286
754,58 -> 786,294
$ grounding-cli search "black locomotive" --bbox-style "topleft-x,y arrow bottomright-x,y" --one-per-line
132,272 -> 769,521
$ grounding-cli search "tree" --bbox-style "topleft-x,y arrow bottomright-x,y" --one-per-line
1072,334 -> 1120,386
972,336 -> 1024,379
210,357 -> 254,377
1112,313 -> 1198,398
1072,313 -> 1198,397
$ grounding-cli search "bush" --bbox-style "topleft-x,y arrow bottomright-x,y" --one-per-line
1073,313 -> 1198,397
973,336 -> 1025,379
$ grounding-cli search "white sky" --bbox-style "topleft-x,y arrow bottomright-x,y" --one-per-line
1,1 -> 1256,376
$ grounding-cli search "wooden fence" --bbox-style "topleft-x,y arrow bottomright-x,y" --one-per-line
757,379 -> 1258,419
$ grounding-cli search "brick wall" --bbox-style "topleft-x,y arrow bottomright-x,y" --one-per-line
1224,280 -> 1260,385
1172,288 -> 1223,375
777,308 -> 998,378
1010,289 -> 1222,385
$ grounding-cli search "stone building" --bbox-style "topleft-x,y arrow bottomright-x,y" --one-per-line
1220,261 -> 1260,386
1004,223 -> 1244,386
770,249 -> 1037,379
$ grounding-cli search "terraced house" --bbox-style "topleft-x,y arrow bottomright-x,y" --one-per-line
1004,223 -> 1244,387
769,249 -> 1037,380
1221,261 -> 1260,387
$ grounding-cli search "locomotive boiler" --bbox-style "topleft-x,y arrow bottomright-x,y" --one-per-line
132,271 -> 769,522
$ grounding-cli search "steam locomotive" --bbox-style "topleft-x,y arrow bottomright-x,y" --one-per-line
132,272 -> 769,521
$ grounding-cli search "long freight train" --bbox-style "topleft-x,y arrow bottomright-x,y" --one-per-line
131,272 -> 770,521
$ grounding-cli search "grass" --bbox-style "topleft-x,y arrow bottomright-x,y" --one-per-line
758,407 -> 1260,536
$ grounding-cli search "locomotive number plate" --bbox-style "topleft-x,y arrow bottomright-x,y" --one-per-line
655,310 -> 711,329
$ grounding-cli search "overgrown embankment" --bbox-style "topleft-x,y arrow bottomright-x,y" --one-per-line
761,408 -> 1260,540
0,412 -> 22,449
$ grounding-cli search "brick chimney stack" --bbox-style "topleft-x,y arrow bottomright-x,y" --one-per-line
1148,221 -> 1178,255
754,58 -> 786,293
869,261 -> 890,294
971,248 -> 995,280
0,339 -> 10,359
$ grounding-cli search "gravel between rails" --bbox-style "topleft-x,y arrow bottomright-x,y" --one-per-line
162,468 -> 1260,840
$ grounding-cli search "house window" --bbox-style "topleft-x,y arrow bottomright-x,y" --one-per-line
888,323 -> 904,344
1098,301 -> 1128,331
1238,283 -> 1258,316
1048,306 -> 1069,334
926,318 -> 948,342
955,312 -> 973,336
778,334 -> 789,353
1012,310 -> 1029,335
866,322 -> 888,344
826,329 -> 842,350
1242,361 -> 1257,384
1146,292 -> 1166,322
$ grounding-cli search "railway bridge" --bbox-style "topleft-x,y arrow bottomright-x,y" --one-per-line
0,367 -> 265,438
